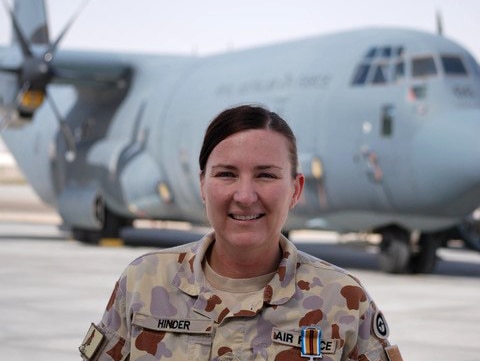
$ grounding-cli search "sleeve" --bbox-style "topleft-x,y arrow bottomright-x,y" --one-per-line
79,276 -> 131,361
355,299 -> 404,361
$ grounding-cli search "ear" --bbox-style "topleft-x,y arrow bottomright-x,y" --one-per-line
290,173 -> 305,209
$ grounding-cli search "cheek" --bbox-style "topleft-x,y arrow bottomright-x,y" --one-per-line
204,183 -> 230,208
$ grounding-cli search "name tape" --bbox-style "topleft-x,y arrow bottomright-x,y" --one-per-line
133,313 -> 214,335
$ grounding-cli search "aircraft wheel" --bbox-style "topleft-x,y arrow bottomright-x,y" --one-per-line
379,236 -> 411,273
457,215 -> 480,251
408,234 -> 438,274
72,228 -> 101,244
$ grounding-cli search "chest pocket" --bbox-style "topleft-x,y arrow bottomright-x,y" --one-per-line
131,313 -> 214,360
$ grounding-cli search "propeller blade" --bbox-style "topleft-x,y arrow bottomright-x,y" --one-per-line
46,0 -> 91,59
2,0 -> 33,57
46,91 -> 76,162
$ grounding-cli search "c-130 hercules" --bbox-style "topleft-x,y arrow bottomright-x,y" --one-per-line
1,0 -> 480,274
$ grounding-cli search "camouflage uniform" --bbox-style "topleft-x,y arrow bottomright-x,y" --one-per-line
80,233 -> 403,361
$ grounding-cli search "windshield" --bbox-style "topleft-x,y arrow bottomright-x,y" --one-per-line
352,47 -> 470,86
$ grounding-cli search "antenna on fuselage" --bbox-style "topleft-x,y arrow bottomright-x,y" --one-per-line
436,9 -> 443,36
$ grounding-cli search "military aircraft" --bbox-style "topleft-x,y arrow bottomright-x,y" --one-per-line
1,0 -> 480,274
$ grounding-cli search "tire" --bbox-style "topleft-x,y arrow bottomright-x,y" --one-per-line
408,235 -> 438,274
379,238 -> 411,273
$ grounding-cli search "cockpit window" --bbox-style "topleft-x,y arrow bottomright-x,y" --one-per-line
412,57 -> 437,78
393,61 -> 405,81
351,45 -> 404,86
352,64 -> 370,85
365,48 -> 377,58
380,47 -> 392,58
441,55 -> 467,75
351,46 -> 471,87
372,65 -> 387,84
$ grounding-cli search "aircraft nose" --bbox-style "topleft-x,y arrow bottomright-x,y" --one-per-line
412,109 -> 480,215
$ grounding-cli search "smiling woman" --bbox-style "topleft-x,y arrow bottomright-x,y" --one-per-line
199,105 -> 304,278
80,104 -> 404,361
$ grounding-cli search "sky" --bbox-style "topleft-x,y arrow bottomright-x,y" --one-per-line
0,0 -> 479,60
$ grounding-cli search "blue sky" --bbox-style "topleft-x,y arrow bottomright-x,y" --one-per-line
0,0 -> 479,59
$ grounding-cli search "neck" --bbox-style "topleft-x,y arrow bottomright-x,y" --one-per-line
207,240 -> 282,279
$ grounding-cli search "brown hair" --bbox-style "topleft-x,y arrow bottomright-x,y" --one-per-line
199,104 -> 298,178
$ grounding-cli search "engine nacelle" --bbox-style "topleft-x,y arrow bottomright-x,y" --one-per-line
58,186 -> 104,230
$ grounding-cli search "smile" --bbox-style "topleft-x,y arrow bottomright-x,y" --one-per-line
229,214 -> 264,221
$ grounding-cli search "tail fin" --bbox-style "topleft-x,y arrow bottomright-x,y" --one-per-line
11,0 -> 49,45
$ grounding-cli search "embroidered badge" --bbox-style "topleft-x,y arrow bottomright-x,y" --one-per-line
373,311 -> 389,339
79,323 -> 105,360
301,326 -> 323,360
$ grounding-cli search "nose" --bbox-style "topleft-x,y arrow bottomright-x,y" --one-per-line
412,109 -> 480,215
233,177 -> 258,205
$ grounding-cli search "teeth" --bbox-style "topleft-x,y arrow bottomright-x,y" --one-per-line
232,214 -> 260,221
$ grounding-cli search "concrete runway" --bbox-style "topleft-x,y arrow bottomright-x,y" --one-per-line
1,184 -> 479,361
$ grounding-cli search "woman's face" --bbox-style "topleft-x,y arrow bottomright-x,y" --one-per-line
200,128 -> 304,252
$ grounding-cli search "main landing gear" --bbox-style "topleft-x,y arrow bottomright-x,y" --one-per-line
378,226 -> 440,274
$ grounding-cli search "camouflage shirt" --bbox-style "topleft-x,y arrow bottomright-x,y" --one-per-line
79,233 -> 403,361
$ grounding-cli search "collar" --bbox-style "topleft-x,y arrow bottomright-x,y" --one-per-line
171,232 -> 299,322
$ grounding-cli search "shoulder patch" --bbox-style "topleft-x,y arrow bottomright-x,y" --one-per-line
385,345 -> 404,361
79,323 -> 105,360
373,311 -> 389,339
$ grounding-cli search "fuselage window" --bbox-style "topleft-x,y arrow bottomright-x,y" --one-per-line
441,55 -> 467,75
381,105 -> 394,137
412,57 -> 437,78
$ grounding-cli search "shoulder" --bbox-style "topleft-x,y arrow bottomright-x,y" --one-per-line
296,249 -> 365,288
122,240 -> 199,276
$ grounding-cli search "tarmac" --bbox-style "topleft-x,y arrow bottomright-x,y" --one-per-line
1,184 -> 479,361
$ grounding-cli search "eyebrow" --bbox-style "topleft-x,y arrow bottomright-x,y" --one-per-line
211,164 -> 283,171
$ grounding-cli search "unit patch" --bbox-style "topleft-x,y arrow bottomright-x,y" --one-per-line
372,311 -> 389,339
271,327 -> 337,355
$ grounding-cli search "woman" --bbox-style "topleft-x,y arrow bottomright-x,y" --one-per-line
80,105 -> 403,361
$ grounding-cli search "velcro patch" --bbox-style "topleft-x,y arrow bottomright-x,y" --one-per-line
133,313 -> 214,334
385,345 -> 404,361
79,323 -> 105,360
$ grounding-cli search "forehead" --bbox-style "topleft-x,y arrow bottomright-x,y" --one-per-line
208,129 -> 290,165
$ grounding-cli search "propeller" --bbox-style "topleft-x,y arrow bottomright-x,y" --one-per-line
0,0 -> 91,162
